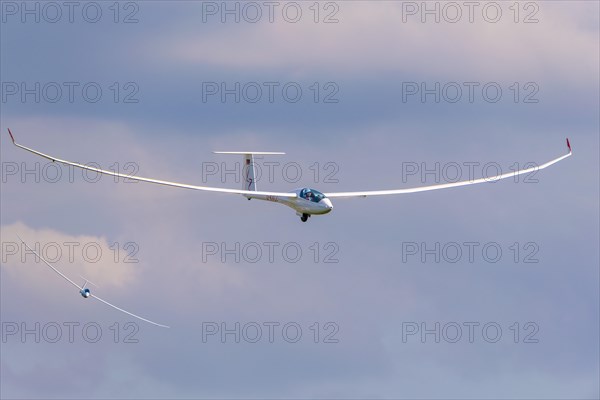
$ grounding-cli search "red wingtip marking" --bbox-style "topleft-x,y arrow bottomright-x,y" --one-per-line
7,128 -> 14,143
566,138 -> 571,152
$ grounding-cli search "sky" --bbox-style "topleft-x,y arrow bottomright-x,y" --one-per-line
1,1 -> 599,399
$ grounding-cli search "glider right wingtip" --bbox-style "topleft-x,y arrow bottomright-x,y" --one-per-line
7,128 -> 15,144
566,138 -> 572,153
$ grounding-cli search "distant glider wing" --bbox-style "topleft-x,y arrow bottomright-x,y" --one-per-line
17,234 -> 81,290
91,294 -> 170,328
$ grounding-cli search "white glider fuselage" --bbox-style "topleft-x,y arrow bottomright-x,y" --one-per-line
216,151 -> 333,221
245,188 -> 334,216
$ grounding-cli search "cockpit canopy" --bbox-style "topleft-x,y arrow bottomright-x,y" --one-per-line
299,188 -> 326,203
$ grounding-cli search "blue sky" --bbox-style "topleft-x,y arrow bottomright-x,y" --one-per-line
1,1 -> 599,398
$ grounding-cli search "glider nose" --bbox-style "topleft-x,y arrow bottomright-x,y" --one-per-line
322,198 -> 333,212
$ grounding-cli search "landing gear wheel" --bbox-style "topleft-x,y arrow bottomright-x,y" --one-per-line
300,214 -> 309,222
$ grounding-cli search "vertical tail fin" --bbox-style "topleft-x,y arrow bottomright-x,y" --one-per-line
213,151 -> 285,194
243,154 -> 257,191
78,275 -> 98,289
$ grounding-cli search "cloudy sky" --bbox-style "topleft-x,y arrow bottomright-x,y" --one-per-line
1,1 -> 598,398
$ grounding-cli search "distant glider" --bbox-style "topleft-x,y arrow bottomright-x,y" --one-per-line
8,129 -> 571,222
17,235 -> 169,328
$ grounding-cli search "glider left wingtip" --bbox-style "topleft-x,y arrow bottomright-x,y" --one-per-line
566,138 -> 572,153
7,128 -> 15,144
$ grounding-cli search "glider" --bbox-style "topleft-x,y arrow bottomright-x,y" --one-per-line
8,129 -> 571,222
16,234 -> 169,328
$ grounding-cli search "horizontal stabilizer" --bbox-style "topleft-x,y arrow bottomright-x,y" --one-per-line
213,151 -> 285,155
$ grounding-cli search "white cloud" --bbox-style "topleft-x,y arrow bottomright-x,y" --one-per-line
1,221 -> 135,289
